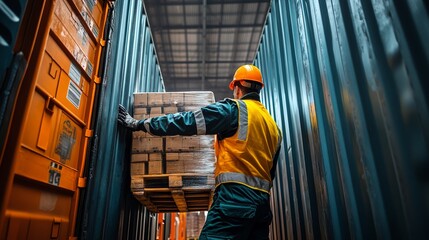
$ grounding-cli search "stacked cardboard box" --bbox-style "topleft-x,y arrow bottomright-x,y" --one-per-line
186,211 -> 207,238
131,91 -> 216,179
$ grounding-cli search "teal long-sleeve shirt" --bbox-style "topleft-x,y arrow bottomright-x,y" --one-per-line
136,92 -> 281,179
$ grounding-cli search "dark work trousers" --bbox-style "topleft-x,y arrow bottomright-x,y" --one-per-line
199,183 -> 272,240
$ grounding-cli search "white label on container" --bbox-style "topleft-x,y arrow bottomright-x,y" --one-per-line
92,25 -> 99,39
69,63 -> 81,85
86,61 -> 93,77
85,0 -> 96,10
67,81 -> 82,109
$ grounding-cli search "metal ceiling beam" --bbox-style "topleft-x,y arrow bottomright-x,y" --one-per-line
246,1 -> 261,61
159,43 -> 242,47
163,2 -> 175,81
152,23 -> 261,31
157,48 -> 254,53
144,0 -> 270,6
163,76 -> 229,81
164,80 -> 223,90
161,60 -> 248,64
202,0 -> 207,90
228,0 -> 244,75
182,0 -> 188,89
215,0 -> 224,84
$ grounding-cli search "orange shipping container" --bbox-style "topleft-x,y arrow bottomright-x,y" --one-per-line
0,0 -> 108,238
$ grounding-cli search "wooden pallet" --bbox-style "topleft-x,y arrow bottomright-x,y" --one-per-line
132,174 -> 215,212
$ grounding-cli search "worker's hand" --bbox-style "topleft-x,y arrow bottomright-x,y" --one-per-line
118,104 -> 139,130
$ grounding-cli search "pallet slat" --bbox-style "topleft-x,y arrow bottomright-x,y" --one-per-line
132,174 -> 214,212
131,174 -> 214,190
171,190 -> 188,212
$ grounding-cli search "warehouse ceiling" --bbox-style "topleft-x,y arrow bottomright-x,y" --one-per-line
142,0 -> 271,100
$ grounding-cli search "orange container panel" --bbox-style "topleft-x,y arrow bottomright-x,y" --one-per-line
1,0 -> 108,238
21,47 -> 87,170
69,0 -> 104,38
179,213 -> 186,240
4,179 -> 71,239
36,53 -> 61,97
43,35 -> 90,122
157,213 -> 165,240
7,180 -> 73,220
50,0 -> 98,78
20,95 -> 84,171
15,147 -> 79,191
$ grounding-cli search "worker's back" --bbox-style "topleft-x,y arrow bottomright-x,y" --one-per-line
214,98 -> 281,193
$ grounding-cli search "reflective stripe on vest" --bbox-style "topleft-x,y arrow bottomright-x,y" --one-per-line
215,172 -> 271,192
236,100 -> 248,141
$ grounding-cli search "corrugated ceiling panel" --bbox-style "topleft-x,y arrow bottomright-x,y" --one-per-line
143,0 -> 270,100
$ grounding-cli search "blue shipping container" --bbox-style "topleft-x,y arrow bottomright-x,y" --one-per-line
255,0 -> 429,239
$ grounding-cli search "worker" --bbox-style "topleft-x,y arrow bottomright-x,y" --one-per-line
118,64 -> 282,240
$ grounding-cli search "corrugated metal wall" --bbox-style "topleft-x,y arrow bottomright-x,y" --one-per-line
77,1 -> 164,239
255,0 -> 429,239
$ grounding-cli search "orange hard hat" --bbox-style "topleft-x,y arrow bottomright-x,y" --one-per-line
229,64 -> 264,90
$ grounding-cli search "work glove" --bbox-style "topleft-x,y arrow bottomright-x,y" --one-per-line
118,104 -> 139,130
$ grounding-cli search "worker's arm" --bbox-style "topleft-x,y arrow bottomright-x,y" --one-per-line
118,99 -> 238,136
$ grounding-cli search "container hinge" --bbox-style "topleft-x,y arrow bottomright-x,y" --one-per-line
100,39 -> 106,47
85,129 -> 93,137
94,76 -> 101,84
78,177 -> 87,188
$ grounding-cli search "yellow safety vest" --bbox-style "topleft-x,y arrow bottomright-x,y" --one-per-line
214,99 -> 282,193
